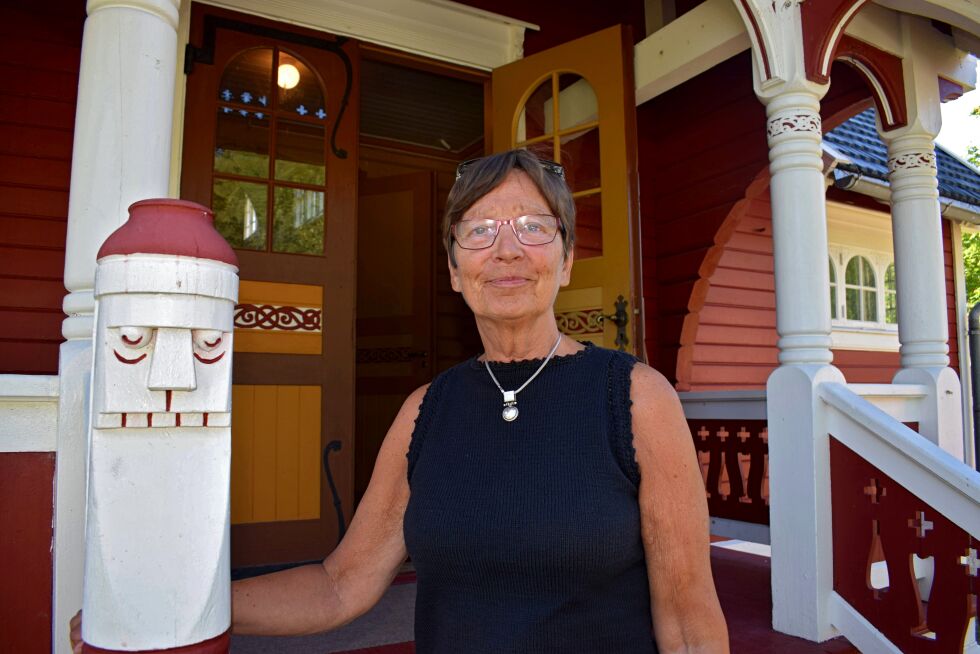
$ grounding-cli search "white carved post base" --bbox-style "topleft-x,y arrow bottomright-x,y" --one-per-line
81,200 -> 238,654
885,133 -> 963,458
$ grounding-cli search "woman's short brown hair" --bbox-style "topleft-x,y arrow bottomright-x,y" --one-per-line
443,149 -> 576,267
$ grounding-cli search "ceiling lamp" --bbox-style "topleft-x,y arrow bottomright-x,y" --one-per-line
278,63 -> 300,90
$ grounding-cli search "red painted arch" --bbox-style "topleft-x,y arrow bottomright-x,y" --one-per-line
834,35 -> 908,131
801,0 -> 868,84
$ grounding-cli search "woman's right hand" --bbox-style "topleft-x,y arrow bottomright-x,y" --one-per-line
69,610 -> 82,653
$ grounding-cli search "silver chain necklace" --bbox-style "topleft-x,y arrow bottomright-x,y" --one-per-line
484,333 -> 563,422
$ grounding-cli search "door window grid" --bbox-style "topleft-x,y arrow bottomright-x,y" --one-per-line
513,72 -> 602,258
212,47 -> 328,255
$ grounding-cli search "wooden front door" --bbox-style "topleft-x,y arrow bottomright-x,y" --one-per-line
354,170 -> 434,502
491,26 -> 644,357
181,8 -> 359,566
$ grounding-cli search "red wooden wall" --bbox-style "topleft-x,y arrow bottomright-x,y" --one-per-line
0,0 -> 84,375
636,51 -> 771,380
0,452 -> 55,651
679,176 -> 961,390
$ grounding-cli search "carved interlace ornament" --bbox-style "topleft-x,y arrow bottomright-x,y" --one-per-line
887,152 -> 937,173
234,304 -> 322,332
555,308 -> 604,336
766,113 -> 821,139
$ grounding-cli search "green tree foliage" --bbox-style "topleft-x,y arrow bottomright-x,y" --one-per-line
964,231 -> 980,308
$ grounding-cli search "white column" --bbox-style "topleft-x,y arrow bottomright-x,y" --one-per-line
878,14 -> 964,459
731,1 -> 844,641
887,134 -> 948,369
54,1 -> 180,652
766,91 -> 834,367
763,88 -> 845,643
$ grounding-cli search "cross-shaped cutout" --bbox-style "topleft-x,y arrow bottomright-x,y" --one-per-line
717,427 -> 729,442
908,511 -> 934,539
761,428 -> 768,444
863,478 -> 886,504
737,427 -> 751,443
959,547 -> 979,577
698,426 -> 709,442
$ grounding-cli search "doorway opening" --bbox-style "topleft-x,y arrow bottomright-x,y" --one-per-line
354,50 -> 487,504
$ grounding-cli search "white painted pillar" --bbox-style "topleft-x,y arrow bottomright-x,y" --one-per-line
732,0 -> 844,642
54,1 -> 180,651
763,88 -> 845,643
878,14 -> 964,459
765,91 -> 835,367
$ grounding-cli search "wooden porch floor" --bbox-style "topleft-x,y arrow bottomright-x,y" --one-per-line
231,545 -> 861,653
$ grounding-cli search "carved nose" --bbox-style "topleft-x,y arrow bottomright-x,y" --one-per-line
148,328 -> 197,391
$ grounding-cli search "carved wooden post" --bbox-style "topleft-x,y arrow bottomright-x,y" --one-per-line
81,200 -> 238,654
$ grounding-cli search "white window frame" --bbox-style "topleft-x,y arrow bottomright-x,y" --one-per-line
828,243 -> 899,351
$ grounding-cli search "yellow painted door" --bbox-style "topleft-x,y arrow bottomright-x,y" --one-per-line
491,25 -> 644,357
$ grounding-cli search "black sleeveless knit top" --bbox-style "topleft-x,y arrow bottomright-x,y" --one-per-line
404,344 -> 657,654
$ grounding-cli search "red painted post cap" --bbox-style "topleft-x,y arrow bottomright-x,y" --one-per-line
97,199 -> 238,267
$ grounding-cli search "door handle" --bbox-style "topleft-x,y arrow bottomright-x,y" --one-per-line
598,295 -> 629,352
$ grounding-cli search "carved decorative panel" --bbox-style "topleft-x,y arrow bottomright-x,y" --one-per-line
688,419 -> 770,525
830,437 -> 977,652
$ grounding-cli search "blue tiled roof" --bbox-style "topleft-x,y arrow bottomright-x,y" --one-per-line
824,107 -> 980,209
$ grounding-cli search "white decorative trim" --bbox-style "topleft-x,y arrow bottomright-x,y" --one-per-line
0,375 -> 60,453
710,521 -> 772,545
830,326 -> 900,352
818,1 -> 866,78
828,591 -> 903,654
767,112 -> 821,139
633,0 -> 750,105
888,151 -> 937,173
197,0 -> 535,70
679,390 -> 767,420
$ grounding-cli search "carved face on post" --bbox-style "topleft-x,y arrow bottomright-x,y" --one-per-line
84,199 -> 240,651
92,289 -> 234,429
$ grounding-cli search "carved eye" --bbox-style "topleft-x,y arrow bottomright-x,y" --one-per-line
119,326 -> 154,349
192,330 -> 224,351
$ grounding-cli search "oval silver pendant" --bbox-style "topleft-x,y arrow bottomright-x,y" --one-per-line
502,405 -> 519,422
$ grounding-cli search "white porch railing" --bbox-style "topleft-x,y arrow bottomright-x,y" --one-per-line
819,382 -> 980,653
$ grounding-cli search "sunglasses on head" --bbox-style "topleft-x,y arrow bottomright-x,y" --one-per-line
455,157 -> 566,181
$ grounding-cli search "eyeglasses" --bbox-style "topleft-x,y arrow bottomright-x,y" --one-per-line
452,214 -> 561,250
454,157 -> 566,181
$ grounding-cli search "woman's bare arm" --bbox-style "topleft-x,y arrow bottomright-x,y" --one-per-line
631,364 -> 729,654
231,384 -> 426,635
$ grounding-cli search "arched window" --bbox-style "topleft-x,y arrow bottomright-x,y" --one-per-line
515,74 -> 601,259
884,263 -> 897,324
829,257 -> 838,319
845,255 -> 877,322
212,47 -> 327,254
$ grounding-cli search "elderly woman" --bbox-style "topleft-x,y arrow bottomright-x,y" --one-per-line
73,149 -> 727,653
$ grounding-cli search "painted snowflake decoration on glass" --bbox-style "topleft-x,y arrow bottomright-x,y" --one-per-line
315,108 -> 326,120
296,104 -> 308,116
215,147 -> 225,157
241,91 -> 252,103
258,95 -> 267,106
221,89 -> 233,101
255,112 -> 264,120
222,107 -> 232,114
239,109 -> 248,117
